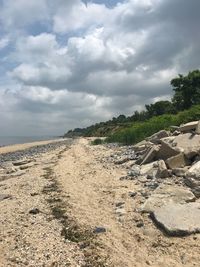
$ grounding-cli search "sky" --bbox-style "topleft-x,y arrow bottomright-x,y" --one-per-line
0,0 -> 199,136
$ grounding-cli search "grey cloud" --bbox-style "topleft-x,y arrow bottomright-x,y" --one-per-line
1,0 -> 200,135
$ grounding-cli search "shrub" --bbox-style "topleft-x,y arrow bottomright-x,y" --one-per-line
91,138 -> 103,145
106,105 -> 200,145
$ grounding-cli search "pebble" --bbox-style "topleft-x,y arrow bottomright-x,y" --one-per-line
29,208 -> 40,215
93,227 -> 107,234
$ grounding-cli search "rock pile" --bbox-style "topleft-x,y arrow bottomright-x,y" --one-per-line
107,121 -> 200,236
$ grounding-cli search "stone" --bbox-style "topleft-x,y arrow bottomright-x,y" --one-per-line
12,159 -> 32,166
140,161 -> 157,175
133,140 -> 153,151
141,185 -> 195,213
196,121 -> 200,134
152,202 -> 200,236
166,153 -> 188,169
172,167 -> 188,177
141,145 -> 160,165
29,208 -> 40,215
93,227 -> 106,234
173,133 -> 200,159
185,161 -> 200,197
0,194 -> 12,201
179,121 -> 199,132
146,130 -> 170,144
128,192 -> 137,198
156,140 -> 179,161
115,157 -> 129,165
156,160 -> 169,178
136,221 -> 144,228
127,165 -> 140,177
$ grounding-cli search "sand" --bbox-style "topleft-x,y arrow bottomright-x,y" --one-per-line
0,138 -> 199,267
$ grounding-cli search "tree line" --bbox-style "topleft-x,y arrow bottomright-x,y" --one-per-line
64,69 -> 200,137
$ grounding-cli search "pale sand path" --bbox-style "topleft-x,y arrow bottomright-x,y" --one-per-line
54,138 -> 200,267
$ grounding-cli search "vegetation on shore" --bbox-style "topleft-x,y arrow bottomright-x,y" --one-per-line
64,70 -> 200,144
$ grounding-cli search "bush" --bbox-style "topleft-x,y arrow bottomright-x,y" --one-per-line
91,138 -> 103,145
106,105 -> 200,145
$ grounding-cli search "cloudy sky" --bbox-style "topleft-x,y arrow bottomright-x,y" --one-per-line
0,0 -> 199,136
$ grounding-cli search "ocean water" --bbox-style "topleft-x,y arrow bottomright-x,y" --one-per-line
0,136 -> 57,147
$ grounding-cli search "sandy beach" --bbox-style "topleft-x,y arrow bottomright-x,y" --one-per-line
0,138 -> 200,267
0,138 -> 67,155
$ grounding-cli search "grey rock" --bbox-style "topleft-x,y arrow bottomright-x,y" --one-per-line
156,140 -> 179,161
185,161 -> 200,197
141,185 -> 195,213
172,167 -> 188,177
156,160 -> 169,178
166,153 -> 189,169
127,165 -> 140,177
152,202 -> 200,236
12,159 -> 32,166
141,145 -> 160,165
179,121 -> 199,133
128,192 -> 137,198
93,227 -> 106,234
146,130 -> 170,144
29,208 -> 40,215
0,194 -> 12,201
173,133 -> 200,159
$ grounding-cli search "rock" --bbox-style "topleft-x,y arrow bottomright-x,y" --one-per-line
0,194 -> 12,201
115,202 -> 125,207
196,121 -> 200,134
93,227 -> 106,234
141,145 -> 160,165
12,159 -> 32,166
127,165 -> 140,177
179,121 -> 199,133
173,133 -> 200,159
140,161 -> 157,174
141,185 -> 195,213
136,221 -> 144,228
185,161 -> 200,197
156,140 -> 179,161
166,153 -> 188,169
146,130 -> 170,144
29,208 -> 40,215
115,157 -> 130,165
172,167 -> 188,177
143,227 -> 158,238
156,160 -> 169,178
128,192 -> 137,198
151,202 -> 200,236
133,140 -> 153,151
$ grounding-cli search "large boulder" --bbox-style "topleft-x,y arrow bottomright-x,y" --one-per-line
155,140 -> 179,161
141,185 -> 195,213
173,133 -> 200,159
185,161 -> 200,197
152,202 -> 200,236
146,130 -> 170,144
179,121 -> 199,133
140,145 -> 160,165
166,153 -> 189,169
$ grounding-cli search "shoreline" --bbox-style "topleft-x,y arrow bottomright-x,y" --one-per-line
0,138 -> 72,164
0,138 -> 69,155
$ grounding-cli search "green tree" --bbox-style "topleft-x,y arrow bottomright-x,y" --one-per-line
145,100 -> 175,117
171,70 -> 200,110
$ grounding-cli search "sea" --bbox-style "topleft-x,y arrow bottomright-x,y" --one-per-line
0,136 -> 58,147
